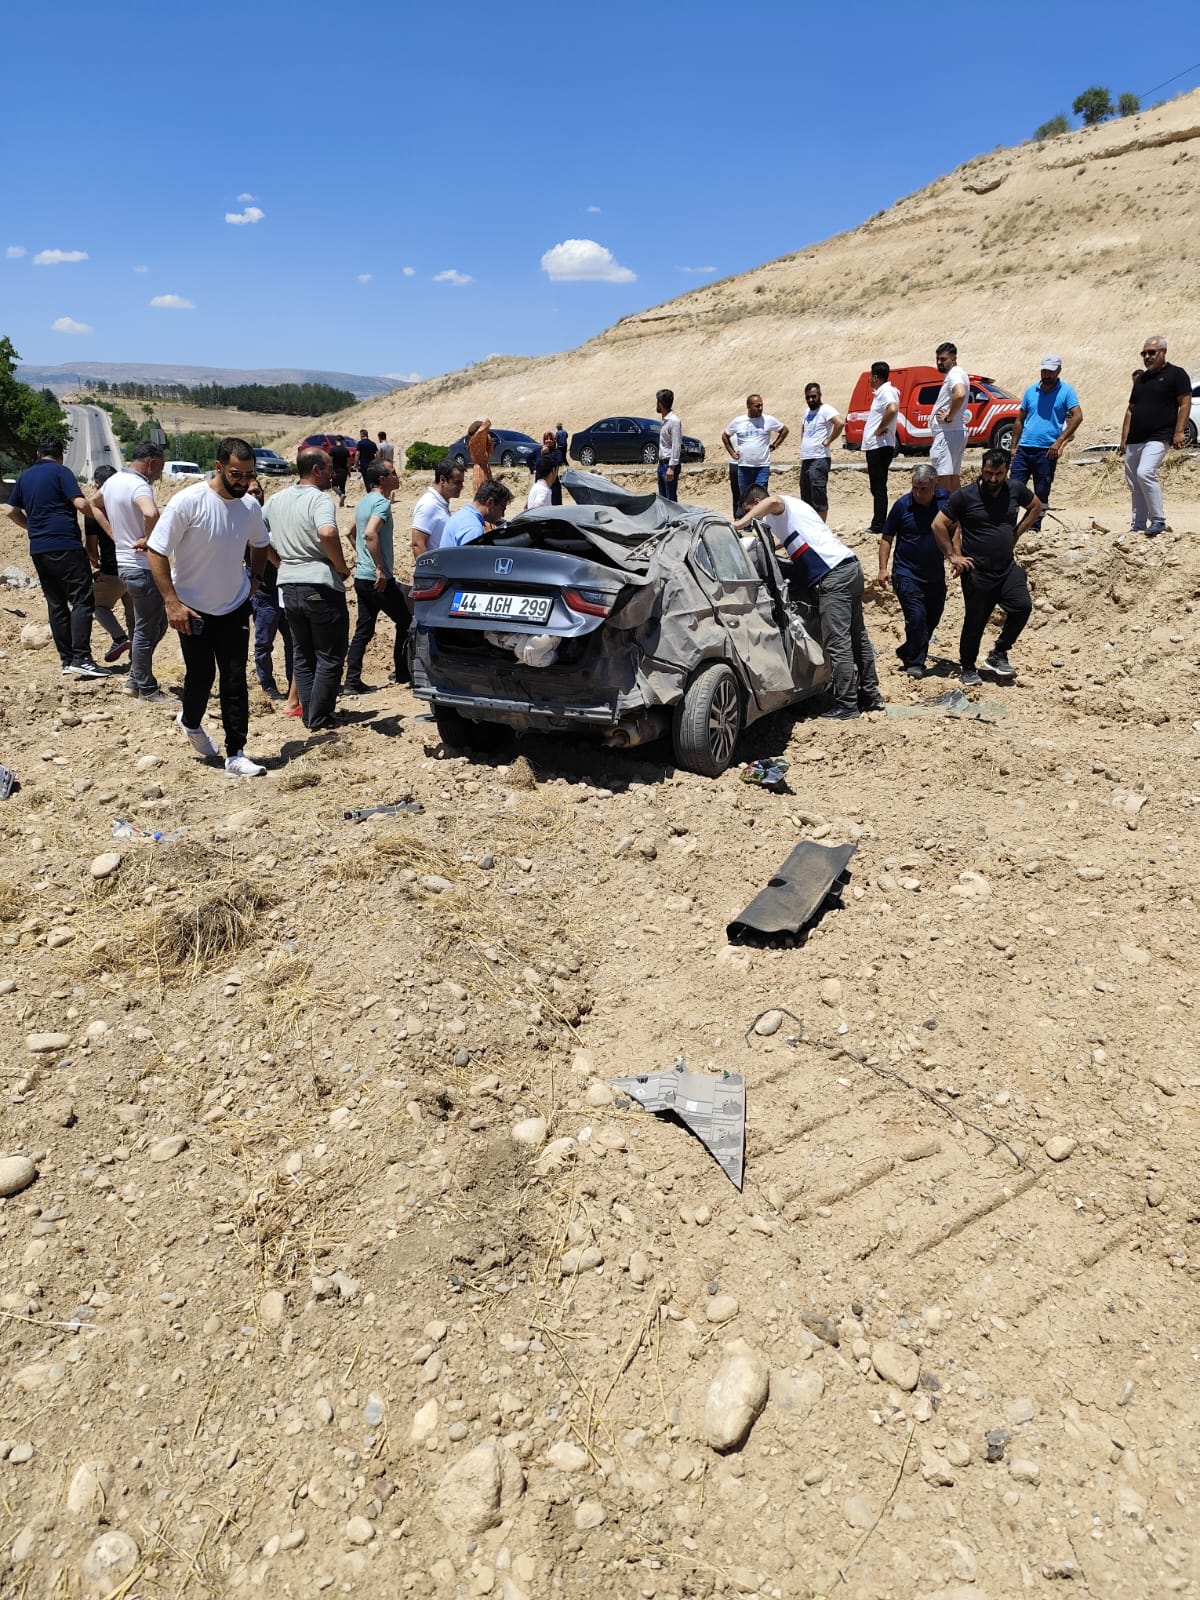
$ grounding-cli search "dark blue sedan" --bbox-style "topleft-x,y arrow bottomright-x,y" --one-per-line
446,429 -> 541,469
569,416 -> 706,467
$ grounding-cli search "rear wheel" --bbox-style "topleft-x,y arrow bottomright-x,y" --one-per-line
434,706 -> 516,756
990,420 -> 1015,453
1184,417 -> 1198,449
672,663 -> 742,777
641,441 -> 658,464
453,450 -> 468,469
579,445 -> 597,466
500,450 -> 516,467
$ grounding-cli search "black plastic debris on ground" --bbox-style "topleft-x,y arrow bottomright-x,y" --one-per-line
611,1061 -> 746,1189
727,839 -> 856,945
343,800 -> 425,821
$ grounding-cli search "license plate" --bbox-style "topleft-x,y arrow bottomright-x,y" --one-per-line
450,590 -> 552,622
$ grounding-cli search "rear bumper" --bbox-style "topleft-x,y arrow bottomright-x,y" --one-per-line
410,651 -> 623,729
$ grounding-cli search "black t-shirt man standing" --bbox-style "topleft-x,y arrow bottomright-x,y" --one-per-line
1120,336 -> 1193,536
932,449 -> 1042,688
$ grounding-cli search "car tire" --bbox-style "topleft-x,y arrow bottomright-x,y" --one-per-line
641,442 -> 658,465
434,705 -> 515,756
1184,418 -> 1198,449
453,451 -> 468,469
990,420 -> 1015,454
672,663 -> 742,778
579,446 -> 597,467
500,451 -> 516,467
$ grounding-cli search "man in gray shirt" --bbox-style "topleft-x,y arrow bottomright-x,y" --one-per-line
263,449 -> 352,731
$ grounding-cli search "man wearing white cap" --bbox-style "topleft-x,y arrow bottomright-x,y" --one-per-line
1009,356 -> 1082,531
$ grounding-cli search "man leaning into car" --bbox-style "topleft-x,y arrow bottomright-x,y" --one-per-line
439,481 -> 514,547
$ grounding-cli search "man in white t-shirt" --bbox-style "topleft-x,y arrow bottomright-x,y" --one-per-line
411,457 -> 466,558
721,394 -> 789,507
526,451 -> 559,510
656,387 -> 682,502
734,484 -> 882,720
930,341 -> 970,490
147,437 -> 270,778
862,361 -> 901,534
91,440 -> 171,702
798,382 -> 843,522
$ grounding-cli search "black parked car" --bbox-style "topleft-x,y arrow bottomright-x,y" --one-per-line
445,428 -> 541,469
569,416 -> 706,467
410,470 -> 827,776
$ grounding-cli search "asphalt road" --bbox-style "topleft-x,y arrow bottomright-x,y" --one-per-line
64,404 -> 122,482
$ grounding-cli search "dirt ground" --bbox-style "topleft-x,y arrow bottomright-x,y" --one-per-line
0,457 -> 1197,1600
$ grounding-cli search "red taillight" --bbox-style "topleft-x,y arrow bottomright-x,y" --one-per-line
563,587 -> 611,617
412,577 -> 449,603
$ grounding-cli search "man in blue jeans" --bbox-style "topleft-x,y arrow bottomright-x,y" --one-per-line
876,463 -> 949,678
4,437 -> 108,678
264,449 -> 352,731
1009,356 -> 1082,531
656,388 -> 681,501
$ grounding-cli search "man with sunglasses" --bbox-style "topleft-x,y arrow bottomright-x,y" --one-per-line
1120,337 -> 1191,536
147,437 -> 270,777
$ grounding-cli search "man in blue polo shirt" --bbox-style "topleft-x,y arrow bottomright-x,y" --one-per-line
1009,356 -> 1082,531
877,463 -> 950,678
440,481 -> 513,547
4,436 -> 109,677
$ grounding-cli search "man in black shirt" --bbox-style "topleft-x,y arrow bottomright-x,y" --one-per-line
1120,336 -> 1192,536
932,448 -> 1042,687
355,430 -> 378,483
329,438 -> 350,506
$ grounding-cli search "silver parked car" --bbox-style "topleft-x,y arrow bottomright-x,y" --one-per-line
410,471 -> 829,776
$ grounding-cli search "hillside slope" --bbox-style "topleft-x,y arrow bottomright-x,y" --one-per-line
321,91 -> 1198,454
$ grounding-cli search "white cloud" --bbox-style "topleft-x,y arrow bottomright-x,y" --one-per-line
540,238 -> 635,283
402,266 -> 416,277
433,269 -> 472,286
237,192 -> 256,202
385,371 -> 422,383
133,264 -> 148,273
150,293 -> 195,310
585,204 -> 601,214
5,245 -> 26,259
225,206 -> 264,225
52,315 -> 92,335
679,264 -> 717,275
33,248 -> 89,266
357,273 -> 373,282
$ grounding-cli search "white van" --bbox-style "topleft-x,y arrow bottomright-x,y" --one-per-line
163,460 -> 207,480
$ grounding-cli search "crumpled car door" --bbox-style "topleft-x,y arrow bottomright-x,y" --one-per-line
688,520 -> 798,711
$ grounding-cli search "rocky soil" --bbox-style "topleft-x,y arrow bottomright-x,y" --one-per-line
0,461 -> 1197,1599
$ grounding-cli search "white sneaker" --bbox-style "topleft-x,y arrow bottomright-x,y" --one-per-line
225,752 -> 266,779
176,712 -> 217,757
63,659 -> 110,679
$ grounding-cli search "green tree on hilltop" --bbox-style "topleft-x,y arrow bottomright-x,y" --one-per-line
1073,86 -> 1114,126
0,336 -> 68,469
1033,114 -> 1070,140
1118,92 -> 1140,117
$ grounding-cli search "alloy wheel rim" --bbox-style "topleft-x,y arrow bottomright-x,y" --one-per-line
708,678 -> 739,764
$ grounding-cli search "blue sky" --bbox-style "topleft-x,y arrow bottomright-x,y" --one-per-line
4,2 -> 1195,383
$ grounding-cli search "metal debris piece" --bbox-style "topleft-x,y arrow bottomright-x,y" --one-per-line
0,764 -> 16,800
738,757 -> 790,790
343,801 -> 425,822
610,1061 -> 746,1189
885,688 -> 1007,722
727,840 -> 856,942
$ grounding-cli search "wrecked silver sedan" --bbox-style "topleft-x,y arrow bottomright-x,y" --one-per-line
410,471 -> 829,776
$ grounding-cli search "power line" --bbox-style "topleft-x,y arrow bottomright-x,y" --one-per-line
1138,59 -> 1200,100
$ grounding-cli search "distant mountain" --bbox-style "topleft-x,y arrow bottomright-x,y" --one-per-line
17,362 -> 402,400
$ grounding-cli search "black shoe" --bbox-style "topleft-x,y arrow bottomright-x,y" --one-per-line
984,650 -> 1015,681
258,677 -> 280,696
960,667 -> 983,688
818,707 -> 861,721
342,680 -> 367,696
859,694 -> 886,712
903,664 -> 926,679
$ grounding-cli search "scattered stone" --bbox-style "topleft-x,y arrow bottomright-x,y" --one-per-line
584,1081 -> 614,1106
149,1135 -> 188,1163
946,1438 -> 972,1468
0,1155 -> 37,1197
89,852 -> 122,880
704,1345 -> 769,1452
260,1290 -> 286,1329
754,1010 -> 783,1037
8,1442 -> 35,1463
81,1531 -> 139,1592
25,1032 -> 71,1054
800,1312 -> 839,1347
511,1116 -> 547,1149
950,871 -> 991,899
1044,1136 -> 1077,1163
534,1136 -> 578,1173
1006,1397 -> 1035,1425
706,1294 -> 739,1324
628,1251 -> 650,1286
46,927 -> 75,949
344,1515 -> 375,1545
411,1400 -> 439,1445
843,1493 -> 876,1530
1146,1181 -> 1166,1208
1116,1484 -> 1146,1521
67,1461 -> 116,1518
921,1451 -> 955,1486
434,1440 -> 526,1535
871,1340 -> 920,1392
819,977 -> 843,1007
547,1441 -> 589,1473
20,622 -> 53,651
985,1428 -> 1010,1462
1076,865 -> 1105,881
574,1499 -> 605,1530
1009,1458 -> 1040,1484
769,1368 -> 824,1417
559,1245 -> 603,1275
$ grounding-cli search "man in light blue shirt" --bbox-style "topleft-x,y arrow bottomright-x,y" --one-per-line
440,481 -> 513,547
1009,356 -> 1082,530
344,459 -> 410,693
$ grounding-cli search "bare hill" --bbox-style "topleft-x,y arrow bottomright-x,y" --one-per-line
323,91 -> 1199,454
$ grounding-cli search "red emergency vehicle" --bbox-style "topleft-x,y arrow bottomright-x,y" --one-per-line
843,366 -> 1020,455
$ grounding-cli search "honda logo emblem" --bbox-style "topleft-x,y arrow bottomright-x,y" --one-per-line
493,557 -> 514,575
